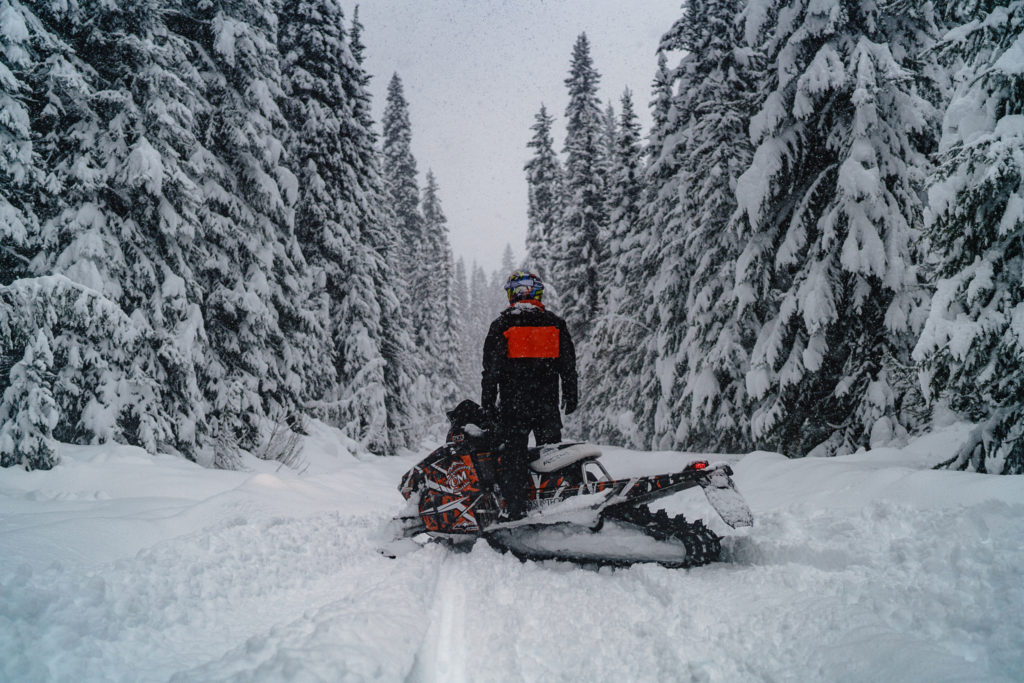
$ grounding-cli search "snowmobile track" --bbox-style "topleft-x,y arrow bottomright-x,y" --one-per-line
604,504 -> 722,569
488,505 -> 721,570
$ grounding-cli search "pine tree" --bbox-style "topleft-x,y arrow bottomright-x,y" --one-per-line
420,169 -> 460,413
279,0 -> 400,451
346,5 -> 418,452
1,0 -> 425,464
0,330 -> 58,470
380,72 -> 436,439
1,275 -> 154,455
382,73 -> 422,273
914,0 -> 1024,474
647,52 -> 675,163
606,91 -> 645,275
170,0 -> 327,464
279,0 -> 345,406
559,33 -> 606,336
524,105 -> 565,286
642,28 -> 693,449
452,257 -> 475,398
593,99 -> 617,310
467,261 -> 494,400
26,0 -> 209,457
492,244 -> 523,295
349,4 -> 369,90
501,243 -> 518,273
624,50 -> 680,447
579,89 -> 650,446
0,0 -> 38,286
736,0 -> 939,456
654,0 -> 760,452
491,243 -> 521,295
599,101 -> 618,163
488,246 -> 520,313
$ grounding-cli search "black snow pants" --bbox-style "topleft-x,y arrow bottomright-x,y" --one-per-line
495,410 -> 562,516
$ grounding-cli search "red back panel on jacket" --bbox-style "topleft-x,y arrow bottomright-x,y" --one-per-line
504,326 -> 560,359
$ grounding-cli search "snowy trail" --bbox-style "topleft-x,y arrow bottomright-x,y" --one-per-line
408,554 -> 470,682
2,425 -> 1023,681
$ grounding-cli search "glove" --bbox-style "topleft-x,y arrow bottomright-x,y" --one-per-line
562,394 -> 578,415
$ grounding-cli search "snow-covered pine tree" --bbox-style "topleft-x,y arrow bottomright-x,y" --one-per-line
186,0 -> 325,463
722,0 -> 791,451
2,0 -> 420,464
0,0 -> 44,408
452,257 -> 475,398
642,29 -> 695,449
380,72 -> 437,438
501,243 -> 519,274
598,100 -> 618,202
278,0 -> 401,452
419,169 -> 460,413
578,89 -> 650,446
485,247 -> 521,319
369,213 -> 419,451
382,73 -> 422,277
736,0 -> 938,456
914,0 -> 1024,474
0,275 -> 155,453
278,0 -> 345,407
23,0 -> 208,457
623,50 -> 680,447
467,262 -> 494,395
524,104 -> 565,286
655,0 -> 759,453
647,52 -> 675,165
28,0 -> 129,296
345,6 -> 418,452
599,101 -> 618,163
349,4 -> 369,92
593,99 -> 617,311
490,244 -> 524,298
597,100 -> 617,189
559,33 -> 606,336
0,330 -> 58,469
0,0 -> 39,287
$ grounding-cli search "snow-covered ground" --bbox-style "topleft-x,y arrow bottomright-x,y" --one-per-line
2,422 -> 1022,682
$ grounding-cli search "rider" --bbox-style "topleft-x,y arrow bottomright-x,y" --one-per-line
481,270 -> 577,514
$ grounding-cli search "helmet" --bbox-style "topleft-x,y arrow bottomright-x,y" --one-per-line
504,269 -> 544,303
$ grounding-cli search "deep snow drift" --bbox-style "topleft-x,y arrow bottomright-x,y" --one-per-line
1,421 -> 1022,682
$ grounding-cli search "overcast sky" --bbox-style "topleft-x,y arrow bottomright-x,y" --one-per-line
358,1 -> 682,274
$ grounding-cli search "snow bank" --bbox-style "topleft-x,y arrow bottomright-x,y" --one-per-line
1,424 -> 1022,681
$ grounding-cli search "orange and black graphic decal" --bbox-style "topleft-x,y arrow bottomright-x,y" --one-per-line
416,452 -> 488,533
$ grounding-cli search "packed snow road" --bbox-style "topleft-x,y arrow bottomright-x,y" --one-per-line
1,423 -> 1022,682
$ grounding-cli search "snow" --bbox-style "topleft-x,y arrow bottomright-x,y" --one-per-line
993,32 -> 1024,76
213,14 -> 241,67
126,136 -> 163,197
793,44 -> 846,119
799,263 -> 838,335
2,422 -> 1022,681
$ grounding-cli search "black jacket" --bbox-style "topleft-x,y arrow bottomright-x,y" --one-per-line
481,302 -> 577,422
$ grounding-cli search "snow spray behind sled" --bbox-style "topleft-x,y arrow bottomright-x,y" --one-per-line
384,401 -> 753,568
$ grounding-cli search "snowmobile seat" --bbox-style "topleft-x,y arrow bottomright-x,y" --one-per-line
445,399 -> 495,453
528,442 -> 602,473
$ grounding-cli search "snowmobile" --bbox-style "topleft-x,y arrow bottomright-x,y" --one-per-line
382,401 -> 753,569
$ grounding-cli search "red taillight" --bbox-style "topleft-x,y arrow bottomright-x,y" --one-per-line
693,461 -> 707,470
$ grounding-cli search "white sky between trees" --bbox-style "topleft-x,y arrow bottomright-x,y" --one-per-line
360,0 -> 682,274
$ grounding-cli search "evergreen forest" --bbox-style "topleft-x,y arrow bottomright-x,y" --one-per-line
2,0 -> 1023,475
